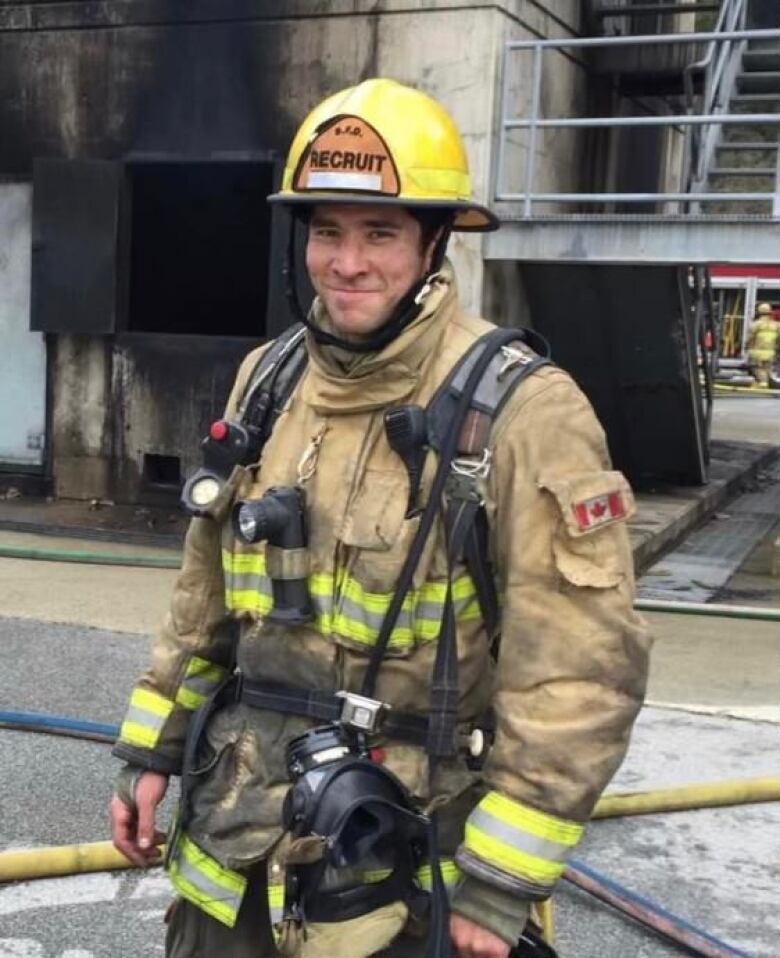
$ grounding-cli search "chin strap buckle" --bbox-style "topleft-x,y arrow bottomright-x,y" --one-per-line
414,271 -> 445,306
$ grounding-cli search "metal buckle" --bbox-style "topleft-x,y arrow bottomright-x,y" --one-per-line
335,691 -> 390,734
451,448 -> 492,480
498,345 -> 532,379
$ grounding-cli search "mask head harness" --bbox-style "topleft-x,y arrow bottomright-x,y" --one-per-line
280,720 -> 431,925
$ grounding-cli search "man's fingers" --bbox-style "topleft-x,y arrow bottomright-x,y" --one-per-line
450,914 -> 512,958
135,792 -> 158,850
109,795 -> 147,867
134,771 -> 168,850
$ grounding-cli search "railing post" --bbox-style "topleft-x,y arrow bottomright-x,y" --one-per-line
773,138 -> 780,218
494,42 -> 511,204
523,44 -> 544,219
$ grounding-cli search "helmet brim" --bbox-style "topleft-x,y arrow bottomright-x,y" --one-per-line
267,190 -> 499,233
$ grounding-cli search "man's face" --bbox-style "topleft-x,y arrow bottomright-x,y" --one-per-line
305,204 -> 432,341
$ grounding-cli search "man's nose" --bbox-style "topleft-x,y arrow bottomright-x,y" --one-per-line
331,236 -> 368,278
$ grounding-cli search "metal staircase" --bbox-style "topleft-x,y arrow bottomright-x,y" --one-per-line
484,2 -> 779,487
705,36 -> 780,212
682,0 -> 780,213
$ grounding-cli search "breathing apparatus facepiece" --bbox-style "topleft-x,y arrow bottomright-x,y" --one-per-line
231,485 -> 313,624
280,722 -> 430,925
282,210 -> 453,354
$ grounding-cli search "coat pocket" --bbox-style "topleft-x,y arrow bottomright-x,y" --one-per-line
539,470 -> 635,589
334,469 -> 442,656
340,468 -> 409,551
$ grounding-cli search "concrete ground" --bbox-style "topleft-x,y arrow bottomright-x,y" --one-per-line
0,393 -> 778,957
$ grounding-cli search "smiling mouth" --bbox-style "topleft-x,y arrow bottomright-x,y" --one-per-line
328,287 -> 380,295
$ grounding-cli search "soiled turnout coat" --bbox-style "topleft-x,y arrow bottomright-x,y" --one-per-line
114,270 -> 650,942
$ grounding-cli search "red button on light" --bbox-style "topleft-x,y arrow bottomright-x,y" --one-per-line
210,420 -> 229,441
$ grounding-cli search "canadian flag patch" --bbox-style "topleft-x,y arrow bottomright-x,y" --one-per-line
572,492 -> 626,531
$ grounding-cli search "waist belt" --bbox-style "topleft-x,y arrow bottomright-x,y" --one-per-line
238,677 -> 432,747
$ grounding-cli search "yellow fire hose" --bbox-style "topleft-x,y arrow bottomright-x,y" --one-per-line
2,777 -> 778,883
592,777 -> 780,820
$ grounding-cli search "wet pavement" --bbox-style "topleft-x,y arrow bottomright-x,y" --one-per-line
0,394 -> 779,957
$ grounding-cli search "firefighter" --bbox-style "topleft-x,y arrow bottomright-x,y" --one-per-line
110,79 -> 650,958
746,303 -> 779,388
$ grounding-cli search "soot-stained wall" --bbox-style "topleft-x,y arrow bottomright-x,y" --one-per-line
0,0 -> 584,503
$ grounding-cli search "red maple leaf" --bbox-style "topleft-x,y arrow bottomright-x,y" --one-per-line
590,500 -> 607,518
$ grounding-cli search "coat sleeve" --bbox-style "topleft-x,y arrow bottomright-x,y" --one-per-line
112,345 -> 269,774
453,366 -> 651,905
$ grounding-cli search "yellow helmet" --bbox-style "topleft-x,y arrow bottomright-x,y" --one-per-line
757,302 -> 774,316
268,78 -> 498,232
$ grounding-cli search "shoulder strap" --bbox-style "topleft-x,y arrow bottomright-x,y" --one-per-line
427,328 -> 550,641
237,322 -> 309,441
361,328 -> 549,760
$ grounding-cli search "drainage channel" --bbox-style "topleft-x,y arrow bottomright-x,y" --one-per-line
638,455 -> 780,603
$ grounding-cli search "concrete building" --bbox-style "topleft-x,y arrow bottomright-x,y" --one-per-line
0,1 -> 777,504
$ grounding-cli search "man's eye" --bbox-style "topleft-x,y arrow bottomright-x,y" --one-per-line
368,230 -> 395,241
313,228 -> 338,239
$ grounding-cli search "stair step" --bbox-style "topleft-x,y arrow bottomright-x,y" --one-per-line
737,72 -> 780,94
747,40 -> 780,54
721,126 -> 780,144
743,50 -> 780,73
709,168 -> 777,176
717,141 -> 779,150
729,93 -> 780,114
732,92 -> 780,101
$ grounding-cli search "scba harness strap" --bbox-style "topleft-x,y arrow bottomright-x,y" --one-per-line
236,322 -> 550,649
177,321 -> 551,957
228,325 -> 550,759
228,324 -> 549,759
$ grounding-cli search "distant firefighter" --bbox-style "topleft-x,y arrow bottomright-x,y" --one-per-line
746,303 -> 779,388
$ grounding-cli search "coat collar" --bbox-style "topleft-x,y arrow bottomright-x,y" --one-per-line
302,268 -> 457,415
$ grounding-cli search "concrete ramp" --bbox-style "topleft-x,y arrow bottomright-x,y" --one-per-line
522,264 -> 709,487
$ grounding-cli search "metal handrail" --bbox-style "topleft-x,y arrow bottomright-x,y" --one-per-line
495,27 -> 780,217
682,0 -> 747,198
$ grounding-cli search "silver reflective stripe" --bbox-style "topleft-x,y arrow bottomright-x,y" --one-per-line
228,571 -> 272,596
307,171 -> 382,191
173,853 -> 244,919
181,669 -> 224,700
122,704 -> 166,735
468,807 -> 572,864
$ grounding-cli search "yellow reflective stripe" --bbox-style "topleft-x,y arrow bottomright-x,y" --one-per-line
168,834 -> 246,928
464,792 -> 584,887
223,548 -> 479,647
407,166 -> 471,198
223,550 -> 266,575
416,859 -> 461,891
225,589 -> 273,615
118,688 -> 174,749
175,656 -> 228,711
267,879 -> 285,926
480,793 -> 584,847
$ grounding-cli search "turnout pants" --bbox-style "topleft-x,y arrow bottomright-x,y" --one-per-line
165,865 -> 426,958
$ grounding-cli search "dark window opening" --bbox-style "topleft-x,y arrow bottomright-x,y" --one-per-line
143,453 -> 182,488
127,162 -> 273,337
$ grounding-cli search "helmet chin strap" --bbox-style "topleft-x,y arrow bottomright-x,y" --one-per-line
282,214 -> 453,354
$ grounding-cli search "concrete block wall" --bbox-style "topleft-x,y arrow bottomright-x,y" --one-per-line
0,0 -> 590,503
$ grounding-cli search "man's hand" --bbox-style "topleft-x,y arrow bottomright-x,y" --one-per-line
110,770 -> 169,867
450,913 -> 512,958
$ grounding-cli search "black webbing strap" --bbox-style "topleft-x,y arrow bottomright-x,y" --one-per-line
426,488 -> 482,757
167,674 -> 238,869
238,322 -> 308,438
464,507 -> 500,642
238,678 -> 430,745
360,328 -> 527,706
